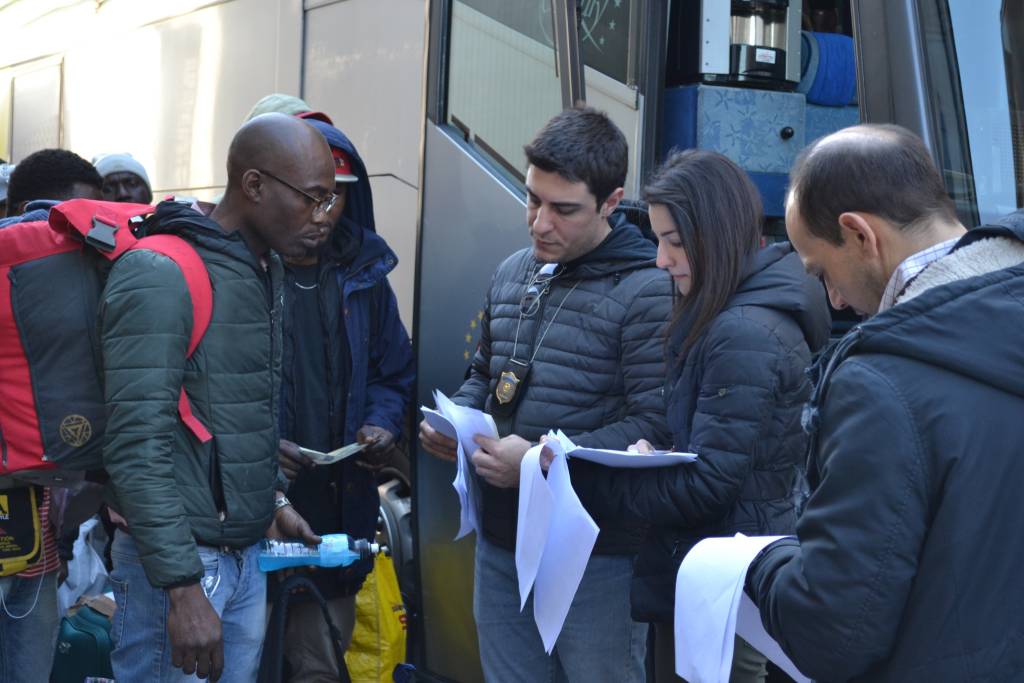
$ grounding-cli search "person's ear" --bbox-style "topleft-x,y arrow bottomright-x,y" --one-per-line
241,169 -> 263,203
600,187 -> 625,218
837,212 -> 881,259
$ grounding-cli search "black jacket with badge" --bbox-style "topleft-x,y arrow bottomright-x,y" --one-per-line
746,212 -> 1024,682
588,243 -> 830,622
452,212 -> 673,555
100,200 -> 285,589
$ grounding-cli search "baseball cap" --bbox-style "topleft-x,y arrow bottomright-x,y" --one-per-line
332,148 -> 359,183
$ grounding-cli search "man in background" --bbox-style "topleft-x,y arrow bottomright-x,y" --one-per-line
94,153 -> 153,205
0,161 -> 13,216
0,148 -> 103,683
4,149 -> 102,217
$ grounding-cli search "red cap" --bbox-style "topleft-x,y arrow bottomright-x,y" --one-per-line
332,148 -> 359,183
296,110 -> 334,125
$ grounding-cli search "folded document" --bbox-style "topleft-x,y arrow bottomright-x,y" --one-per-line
675,534 -> 809,683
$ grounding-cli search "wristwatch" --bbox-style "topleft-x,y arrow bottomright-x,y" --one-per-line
274,496 -> 292,512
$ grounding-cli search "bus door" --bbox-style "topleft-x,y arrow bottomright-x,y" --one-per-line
413,1 -> 661,679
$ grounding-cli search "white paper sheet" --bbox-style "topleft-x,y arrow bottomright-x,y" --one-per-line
551,430 -> 699,468
515,443 -> 556,609
531,445 -> 599,653
420,407 -> 457,440
514,437 -> 599,653
675,534 -> 809,683
423,392 -> 498,540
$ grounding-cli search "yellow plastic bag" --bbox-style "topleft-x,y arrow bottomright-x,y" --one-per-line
345,554 -> 407,683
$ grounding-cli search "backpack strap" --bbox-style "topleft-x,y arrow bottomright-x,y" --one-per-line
130,235 -> 214,444
47,199 -> 153,256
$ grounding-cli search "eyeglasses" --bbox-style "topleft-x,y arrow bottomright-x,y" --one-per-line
258,168 -> 337,217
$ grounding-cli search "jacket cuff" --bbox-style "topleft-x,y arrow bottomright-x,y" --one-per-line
745,537 -> 800,603
363,412 -> 402,440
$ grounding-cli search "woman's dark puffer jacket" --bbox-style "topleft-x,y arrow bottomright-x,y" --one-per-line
589,243 -> 830,622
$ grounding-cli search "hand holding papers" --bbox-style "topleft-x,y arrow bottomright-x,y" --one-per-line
675,535 -> 809,683
421,391 -> 498,540
515,437 -> 598,653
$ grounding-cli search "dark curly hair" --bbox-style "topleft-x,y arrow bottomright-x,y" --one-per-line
7,148 -> 102,212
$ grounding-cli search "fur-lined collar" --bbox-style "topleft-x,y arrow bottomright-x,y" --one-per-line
898,236 -> 1024,304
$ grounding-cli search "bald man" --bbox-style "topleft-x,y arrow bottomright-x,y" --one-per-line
743,125 -> 1024,681
99,114 -> 335,683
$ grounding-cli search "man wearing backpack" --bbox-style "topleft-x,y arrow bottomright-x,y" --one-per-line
0,148 -> 104,683
100,113 -> 331,683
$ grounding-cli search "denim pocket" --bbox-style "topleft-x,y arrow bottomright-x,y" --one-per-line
197,548 -> 221,600
109,576 -> 128,651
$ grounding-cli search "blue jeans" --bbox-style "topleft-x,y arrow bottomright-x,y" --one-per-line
474,537 -> 648,683
109,531 -> 266,683
0,571 -> 59,683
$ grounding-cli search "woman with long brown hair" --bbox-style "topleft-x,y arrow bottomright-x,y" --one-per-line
589,149 -> 830,681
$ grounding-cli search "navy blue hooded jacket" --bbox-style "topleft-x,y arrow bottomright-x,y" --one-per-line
589,243 -> 830,622
747,212 -> 1024,682
279,121 -> 415,589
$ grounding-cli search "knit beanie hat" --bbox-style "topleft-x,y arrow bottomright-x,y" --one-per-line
93,153 -> 151,192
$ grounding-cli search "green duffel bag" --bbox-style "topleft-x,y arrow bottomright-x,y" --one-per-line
50,599 -> 114,683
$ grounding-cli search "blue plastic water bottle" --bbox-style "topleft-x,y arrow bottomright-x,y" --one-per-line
257,533 -> 380,572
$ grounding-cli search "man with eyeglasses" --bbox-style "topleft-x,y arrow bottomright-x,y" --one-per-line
99,113 -> 330,683
270,117 -> 414,681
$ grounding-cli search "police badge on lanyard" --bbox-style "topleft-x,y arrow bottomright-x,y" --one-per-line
491,264 -> 558,417
496,358 -> 531,406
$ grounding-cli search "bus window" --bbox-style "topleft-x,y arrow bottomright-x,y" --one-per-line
445,0 -> 564,183
946,0 -> 1023,223
576,0 -> 643,193
919,0 -> 1023,224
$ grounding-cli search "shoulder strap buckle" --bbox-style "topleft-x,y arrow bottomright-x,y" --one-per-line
85,216 -> 118,252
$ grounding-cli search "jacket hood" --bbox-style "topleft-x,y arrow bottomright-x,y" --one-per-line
327,215 -> 398,284
729,242 -> 831,353
305,119 -> 376,234
819,211 -> 1024,405
564,210 -> 657,279
147,199 -> 264,268
0,199 -> 57,228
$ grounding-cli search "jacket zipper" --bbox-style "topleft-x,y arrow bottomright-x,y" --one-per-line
1,423 -> 7,470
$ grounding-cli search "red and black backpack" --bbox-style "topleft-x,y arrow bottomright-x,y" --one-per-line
0,199 -> 213,485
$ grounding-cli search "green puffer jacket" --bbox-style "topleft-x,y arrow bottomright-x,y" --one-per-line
99,202 -> 284,588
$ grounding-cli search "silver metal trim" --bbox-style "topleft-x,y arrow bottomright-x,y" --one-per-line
551,0 -> 586,107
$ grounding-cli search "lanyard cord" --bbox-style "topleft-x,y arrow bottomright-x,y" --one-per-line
510,281 -> 581,363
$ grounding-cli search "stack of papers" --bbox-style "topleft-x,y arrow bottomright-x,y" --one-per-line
675,534 -> 809,683
515,430 -> 699,653
549,430 -> 698,468
421,391 -> 498,540
515,437 -> 599,653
